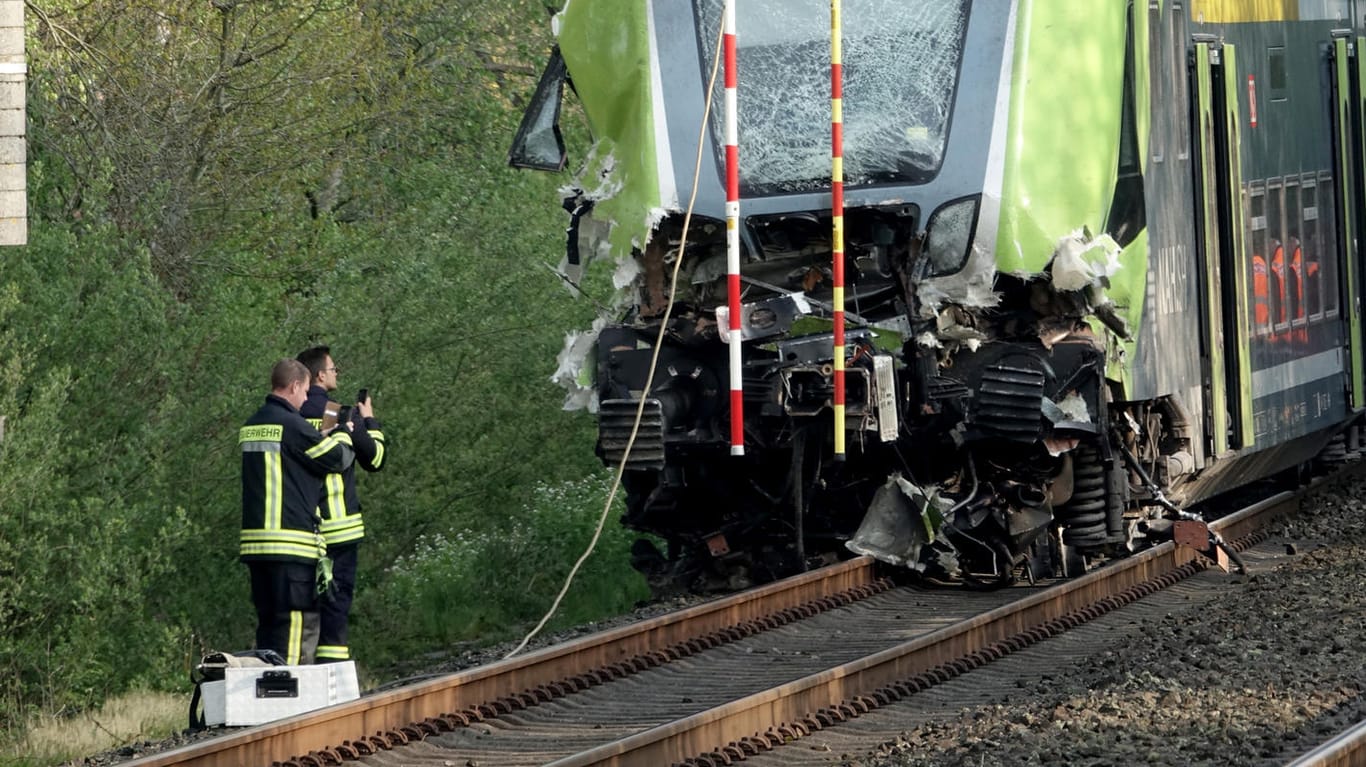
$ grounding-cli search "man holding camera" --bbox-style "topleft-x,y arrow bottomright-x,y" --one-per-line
240,358 -> 354,665
295,345 -> 388,663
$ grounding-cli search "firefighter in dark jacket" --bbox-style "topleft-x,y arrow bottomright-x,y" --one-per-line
296,345 -> 387,663
241,358 -> 354,665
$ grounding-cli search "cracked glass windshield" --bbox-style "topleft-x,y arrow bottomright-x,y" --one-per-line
695,0 -> 970,195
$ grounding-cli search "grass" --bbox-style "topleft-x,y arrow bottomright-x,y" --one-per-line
1,691 -> 185,767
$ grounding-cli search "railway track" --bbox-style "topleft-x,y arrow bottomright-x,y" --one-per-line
123,477 -> 1354,767
1287,718 -> 1366,767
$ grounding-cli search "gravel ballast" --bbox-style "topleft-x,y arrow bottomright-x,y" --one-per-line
863,477 -> 1366,767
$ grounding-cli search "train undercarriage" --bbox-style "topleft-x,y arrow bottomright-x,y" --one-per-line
587,209 -> 1346,595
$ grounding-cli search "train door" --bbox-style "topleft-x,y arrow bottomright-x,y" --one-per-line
1190,36 -> 1254,454
1330,32 -> 1366,411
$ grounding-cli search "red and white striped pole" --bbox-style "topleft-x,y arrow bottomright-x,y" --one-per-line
724,0 -> 745,457
831,0 -> 846,459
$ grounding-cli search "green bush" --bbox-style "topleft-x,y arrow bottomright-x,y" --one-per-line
5,0 -> 651,741
357,472 -> 651,668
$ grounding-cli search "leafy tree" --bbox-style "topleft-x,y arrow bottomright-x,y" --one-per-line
3,0 -> 640,736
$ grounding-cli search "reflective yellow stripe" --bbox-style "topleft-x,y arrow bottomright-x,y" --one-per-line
307,432 -> 351,458
324,473 -> 345,517
239,529 -> 323,559
264,452 -> 283,530
238,541 -> 321,559
370,434 -> 386,468
240,529 -> 322,544
316,645 -> 349,660
321,517 -> 364,545
326,533 -> 363,546
287,611 -> 303,665
324,530 -> 364,546
319,516 -> 363,533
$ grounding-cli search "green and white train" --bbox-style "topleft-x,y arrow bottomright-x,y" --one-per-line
514,0 -> 1366,590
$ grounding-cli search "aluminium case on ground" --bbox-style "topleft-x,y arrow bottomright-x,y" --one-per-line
200,661 -> 360,727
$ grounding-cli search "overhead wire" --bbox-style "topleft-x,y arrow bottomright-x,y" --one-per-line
503,14 -> 729,659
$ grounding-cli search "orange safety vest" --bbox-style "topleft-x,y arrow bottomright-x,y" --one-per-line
1252,253 -> 1270,332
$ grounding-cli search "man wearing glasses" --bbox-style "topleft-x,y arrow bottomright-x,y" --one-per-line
295,345 -> 388,663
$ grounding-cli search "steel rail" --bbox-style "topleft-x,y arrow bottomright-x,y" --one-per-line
1274,463 -> 1366,767
1285,718 -> 1366,767
121,556 -> 879,767
545,490 -> 1300,767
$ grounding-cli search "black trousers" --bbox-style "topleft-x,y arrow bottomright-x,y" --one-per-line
317,545 -> 358,662
248,561 -> 320,665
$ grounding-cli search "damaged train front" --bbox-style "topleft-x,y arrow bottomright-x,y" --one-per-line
514,1 -> 1137,591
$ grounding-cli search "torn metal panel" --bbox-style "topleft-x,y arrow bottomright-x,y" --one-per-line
555,1 -> 666,262
916,242 -> 1001,316
551,317 -> 606,412
1053,391 -> 1093,424
846,474 -> 951,570
715,292 -> 814,343
1050,227 -> 1122,292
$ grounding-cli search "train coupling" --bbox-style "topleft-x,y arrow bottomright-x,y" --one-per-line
1120,446 -> 1247,575
1172,519 -> 1233,573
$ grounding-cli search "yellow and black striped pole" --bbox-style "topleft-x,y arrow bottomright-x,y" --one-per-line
831,0 -> 846,459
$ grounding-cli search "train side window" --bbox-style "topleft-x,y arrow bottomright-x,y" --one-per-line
1268,181 -> 1289,333
1171,2 -> 1189,160
1268,47 -> 1287,102
1284,181 -> 1304,326
1148,1 -> 1165,162
1301,175 -> 1323,319
1319,169 -> 1340,317
1248,183 -> 1270,337
1105,2 -> 1145,247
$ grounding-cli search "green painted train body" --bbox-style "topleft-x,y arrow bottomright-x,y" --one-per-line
514,0 -> 1366,588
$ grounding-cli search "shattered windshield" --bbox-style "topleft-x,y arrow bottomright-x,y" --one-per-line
695,0 -> 970,196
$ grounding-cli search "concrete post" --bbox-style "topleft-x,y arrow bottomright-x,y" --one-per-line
0,0 -> 25,246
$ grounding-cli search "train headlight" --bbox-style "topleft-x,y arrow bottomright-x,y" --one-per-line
923,196 -> 981,277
